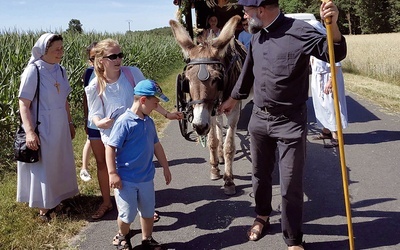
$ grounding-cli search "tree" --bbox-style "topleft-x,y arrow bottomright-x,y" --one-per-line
335,0 -> 360,35
389,0 -> 400,32
66,19 -> 83,33
355,0 -> 391,34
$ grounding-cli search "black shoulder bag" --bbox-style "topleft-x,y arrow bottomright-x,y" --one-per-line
14,64 -> 41,163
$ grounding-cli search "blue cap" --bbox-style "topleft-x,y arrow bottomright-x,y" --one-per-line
238,0 -> 278,7
134,79 -> 169,102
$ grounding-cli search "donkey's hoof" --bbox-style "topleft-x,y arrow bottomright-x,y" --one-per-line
224,183 -> 236,195
210,168 -> 221,180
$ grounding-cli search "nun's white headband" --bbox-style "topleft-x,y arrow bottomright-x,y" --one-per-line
21,33 -> 56,80
27,33 -> 56,65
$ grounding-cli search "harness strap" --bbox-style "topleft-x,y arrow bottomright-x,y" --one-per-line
187,58 -> 224,82
225,54 -> 239,75
187,58 -> 221,65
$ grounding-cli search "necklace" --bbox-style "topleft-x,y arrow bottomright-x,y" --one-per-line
45,66 -> 60,94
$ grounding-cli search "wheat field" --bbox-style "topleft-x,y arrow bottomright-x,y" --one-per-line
342,33 -> 400,86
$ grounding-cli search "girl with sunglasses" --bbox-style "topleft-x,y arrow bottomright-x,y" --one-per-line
85,38 -> 182,223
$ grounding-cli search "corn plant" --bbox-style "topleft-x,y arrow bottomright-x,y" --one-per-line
0,29 -> 183,173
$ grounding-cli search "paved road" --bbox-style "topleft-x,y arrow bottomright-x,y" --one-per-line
70,93 -> 400,250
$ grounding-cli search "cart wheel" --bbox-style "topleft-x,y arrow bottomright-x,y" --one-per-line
176,74 -> 188,138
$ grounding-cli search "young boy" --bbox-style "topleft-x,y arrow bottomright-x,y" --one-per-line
105,79 -> 172,250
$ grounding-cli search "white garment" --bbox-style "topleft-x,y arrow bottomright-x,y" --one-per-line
310,57 -> 348,131
85,66 -> 145,144
207,28 -> 220,39
17,60 -> 79,209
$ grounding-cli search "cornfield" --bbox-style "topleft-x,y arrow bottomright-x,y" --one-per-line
0,30 -> 183,172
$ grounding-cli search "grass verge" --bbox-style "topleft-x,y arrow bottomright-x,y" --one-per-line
343,73 -> 400,114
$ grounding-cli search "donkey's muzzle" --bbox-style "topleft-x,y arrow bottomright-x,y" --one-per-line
193,123 -> 210,136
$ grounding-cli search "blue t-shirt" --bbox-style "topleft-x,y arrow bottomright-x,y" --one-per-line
107,109 -> 159,183
238,30 -> 252,50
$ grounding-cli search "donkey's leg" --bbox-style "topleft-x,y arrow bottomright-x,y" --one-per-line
223,101 -> 241,195
208,116 -> 221,180
216,115 -> 225,165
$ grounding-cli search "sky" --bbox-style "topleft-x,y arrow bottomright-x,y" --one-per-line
0,0 -> 181,33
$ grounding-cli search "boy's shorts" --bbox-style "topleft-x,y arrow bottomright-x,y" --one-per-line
114,179 -> 155,224
87,127 -> 101,140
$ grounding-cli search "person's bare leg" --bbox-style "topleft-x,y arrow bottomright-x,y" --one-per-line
140,217 -> 154,239
115,218 -> 131,248
118,218 -> 130,236
90,140 -> 112,218
81,139 -> 91,171
80,139 -> 92,181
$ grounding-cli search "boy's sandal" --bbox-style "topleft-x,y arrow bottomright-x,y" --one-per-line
142,236 -> 162,250
113,234 -> 119,246
113,230 -> 134,246
91,204 -> 113,220
312,132 -> 332,140
114,233 -> 132,250
247,217 -> 270,241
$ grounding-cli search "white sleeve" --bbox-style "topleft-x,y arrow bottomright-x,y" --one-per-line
85,78 -> 104,123
19,64 -> 38,100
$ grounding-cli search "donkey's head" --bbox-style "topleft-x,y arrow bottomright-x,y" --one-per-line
170,15 -> 241,136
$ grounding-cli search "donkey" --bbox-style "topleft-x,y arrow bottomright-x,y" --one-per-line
170,15 -> 246,195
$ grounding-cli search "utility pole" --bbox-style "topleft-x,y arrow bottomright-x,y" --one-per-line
126,19 -> 133,32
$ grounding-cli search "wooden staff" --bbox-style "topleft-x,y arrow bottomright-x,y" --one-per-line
321,1 -> 355,249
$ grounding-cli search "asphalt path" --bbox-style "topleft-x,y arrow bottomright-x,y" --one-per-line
70,92 -> 400,250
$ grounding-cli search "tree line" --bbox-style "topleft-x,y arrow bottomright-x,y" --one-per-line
280,0 -> 400,34
67,1 -> 399,35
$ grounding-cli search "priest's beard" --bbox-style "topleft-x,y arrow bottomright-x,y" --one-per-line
248,16 -> 263,34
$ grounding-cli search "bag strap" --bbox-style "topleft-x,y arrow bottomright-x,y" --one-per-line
33,64 -> 40,127
19,64 -> 40,128
59,65 -> 64,78
96,66 -> 135,106
121,66 -> 136,88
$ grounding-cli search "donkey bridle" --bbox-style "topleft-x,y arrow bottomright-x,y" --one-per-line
184,58 -> 225,116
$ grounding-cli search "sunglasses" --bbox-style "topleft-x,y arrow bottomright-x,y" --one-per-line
103,52 -> 124,60
89,57 -> 95,62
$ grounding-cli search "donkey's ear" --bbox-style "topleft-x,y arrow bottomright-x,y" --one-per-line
170,20 -> 196,53
212,15 -> 241,50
